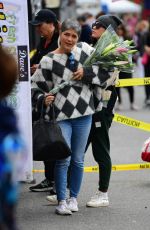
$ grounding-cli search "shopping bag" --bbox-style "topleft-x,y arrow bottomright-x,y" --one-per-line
141,52 -> 150,65
141,137 -> 150,162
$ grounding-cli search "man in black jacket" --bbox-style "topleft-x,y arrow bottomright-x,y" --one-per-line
29,9 -> 59,193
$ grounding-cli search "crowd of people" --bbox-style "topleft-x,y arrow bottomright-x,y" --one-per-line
28,8 -> 150,216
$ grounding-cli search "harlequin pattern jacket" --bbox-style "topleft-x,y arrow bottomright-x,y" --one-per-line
31,42 -> 111,121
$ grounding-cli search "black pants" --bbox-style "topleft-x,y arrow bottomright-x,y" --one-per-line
144,64 -> 150,101
86,108 -> 113,192
116,72 -> 134,104
116,86 -> 134,104
44,161 -> 55,182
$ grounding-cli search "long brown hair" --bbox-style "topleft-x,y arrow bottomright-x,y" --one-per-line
0,45 -> 18,99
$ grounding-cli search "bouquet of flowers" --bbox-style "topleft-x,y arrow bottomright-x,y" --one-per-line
49,25 -> 137,94
84,25 -> 137,73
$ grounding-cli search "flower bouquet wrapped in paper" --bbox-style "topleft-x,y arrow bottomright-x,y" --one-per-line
49,25 -> 137,95
84,25 -> 137,73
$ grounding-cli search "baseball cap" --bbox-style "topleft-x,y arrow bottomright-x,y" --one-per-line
93,15 -> 122,31
29,9 -> 57,26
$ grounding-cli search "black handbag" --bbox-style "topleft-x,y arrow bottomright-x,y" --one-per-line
32,103 -> 71,161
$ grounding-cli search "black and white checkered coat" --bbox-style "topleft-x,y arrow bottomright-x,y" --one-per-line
31,42 -> 110,121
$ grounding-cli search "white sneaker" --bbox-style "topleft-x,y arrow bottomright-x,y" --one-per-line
46,195 -> 57,205
55,200 -> 72,215
67,197 -> 79,212
130,103 -> 139,111
86,191 -> 109,207
115,103 -> 123,111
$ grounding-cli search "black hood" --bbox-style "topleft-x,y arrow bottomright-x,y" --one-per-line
95,15 -> 122,31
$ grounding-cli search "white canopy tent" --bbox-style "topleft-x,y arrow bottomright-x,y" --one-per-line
76,0 -> 100,15
76,0 -> 142,15
101,0 -> 142,13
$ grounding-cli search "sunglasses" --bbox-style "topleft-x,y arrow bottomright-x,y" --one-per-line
92,22 -> 106,29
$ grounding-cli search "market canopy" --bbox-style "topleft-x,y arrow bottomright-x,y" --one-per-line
101,0 -> 142,13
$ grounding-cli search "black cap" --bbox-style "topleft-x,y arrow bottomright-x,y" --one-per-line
29,9 -> 57,26
95,15 -> 122,31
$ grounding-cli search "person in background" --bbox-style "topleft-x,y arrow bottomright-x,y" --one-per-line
0,45 -> 24,230
122,13 -> 139,37
77,14 -> 92,44
86,15 -> 122,208
116,24 -> 138,111
84,12 -> 95,28
30,9 -> 60,75
95,11 -> 105,20
60,0 -> 77,21
143,23 -> 150,107
134,20 -> 149,61
29,9 -> 59,194
31,19 -> 116,215
133,20 -> 149,80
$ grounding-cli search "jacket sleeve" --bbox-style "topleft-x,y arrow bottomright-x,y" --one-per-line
31,56 -> 53,116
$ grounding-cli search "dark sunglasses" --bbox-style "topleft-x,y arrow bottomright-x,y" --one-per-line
92,22 -> 106,29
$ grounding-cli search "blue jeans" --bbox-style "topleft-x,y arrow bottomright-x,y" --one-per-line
55,115 -> 92,201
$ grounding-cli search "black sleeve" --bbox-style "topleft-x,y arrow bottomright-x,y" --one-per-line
31,89 -> 45,122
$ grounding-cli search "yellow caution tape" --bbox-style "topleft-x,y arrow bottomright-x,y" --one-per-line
84,163 -> 150,172
29,49 -> 37,59
32,169 -> 45,173
32,163 -> 150,173
113,113 -> 150,132
115,77 -> 150,87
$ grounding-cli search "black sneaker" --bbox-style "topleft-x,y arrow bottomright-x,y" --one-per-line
29,179 -> 53,192
49,189 -> 56,195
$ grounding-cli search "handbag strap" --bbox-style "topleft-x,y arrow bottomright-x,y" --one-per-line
40,99 -> 45,119
49,103 -> 56,122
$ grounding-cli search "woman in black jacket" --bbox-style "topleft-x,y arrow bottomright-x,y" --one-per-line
86,15 -> 122,208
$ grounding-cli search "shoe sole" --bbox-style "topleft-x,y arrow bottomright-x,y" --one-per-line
86,202 -> 109,208
29,188 -> 51,192
69,208 -> 78,212
55,210 -> 72,215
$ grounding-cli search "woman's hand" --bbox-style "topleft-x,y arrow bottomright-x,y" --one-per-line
44,94 -> 55,106
72,68 -> 84,80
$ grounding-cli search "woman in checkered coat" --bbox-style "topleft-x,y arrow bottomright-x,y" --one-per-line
31,19 -> 115,215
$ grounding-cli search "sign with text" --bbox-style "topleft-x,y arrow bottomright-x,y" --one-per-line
18,46 -> 29,81
0,0 -> 33,181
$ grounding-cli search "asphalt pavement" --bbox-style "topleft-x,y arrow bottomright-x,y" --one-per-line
17,85 -> 150,230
